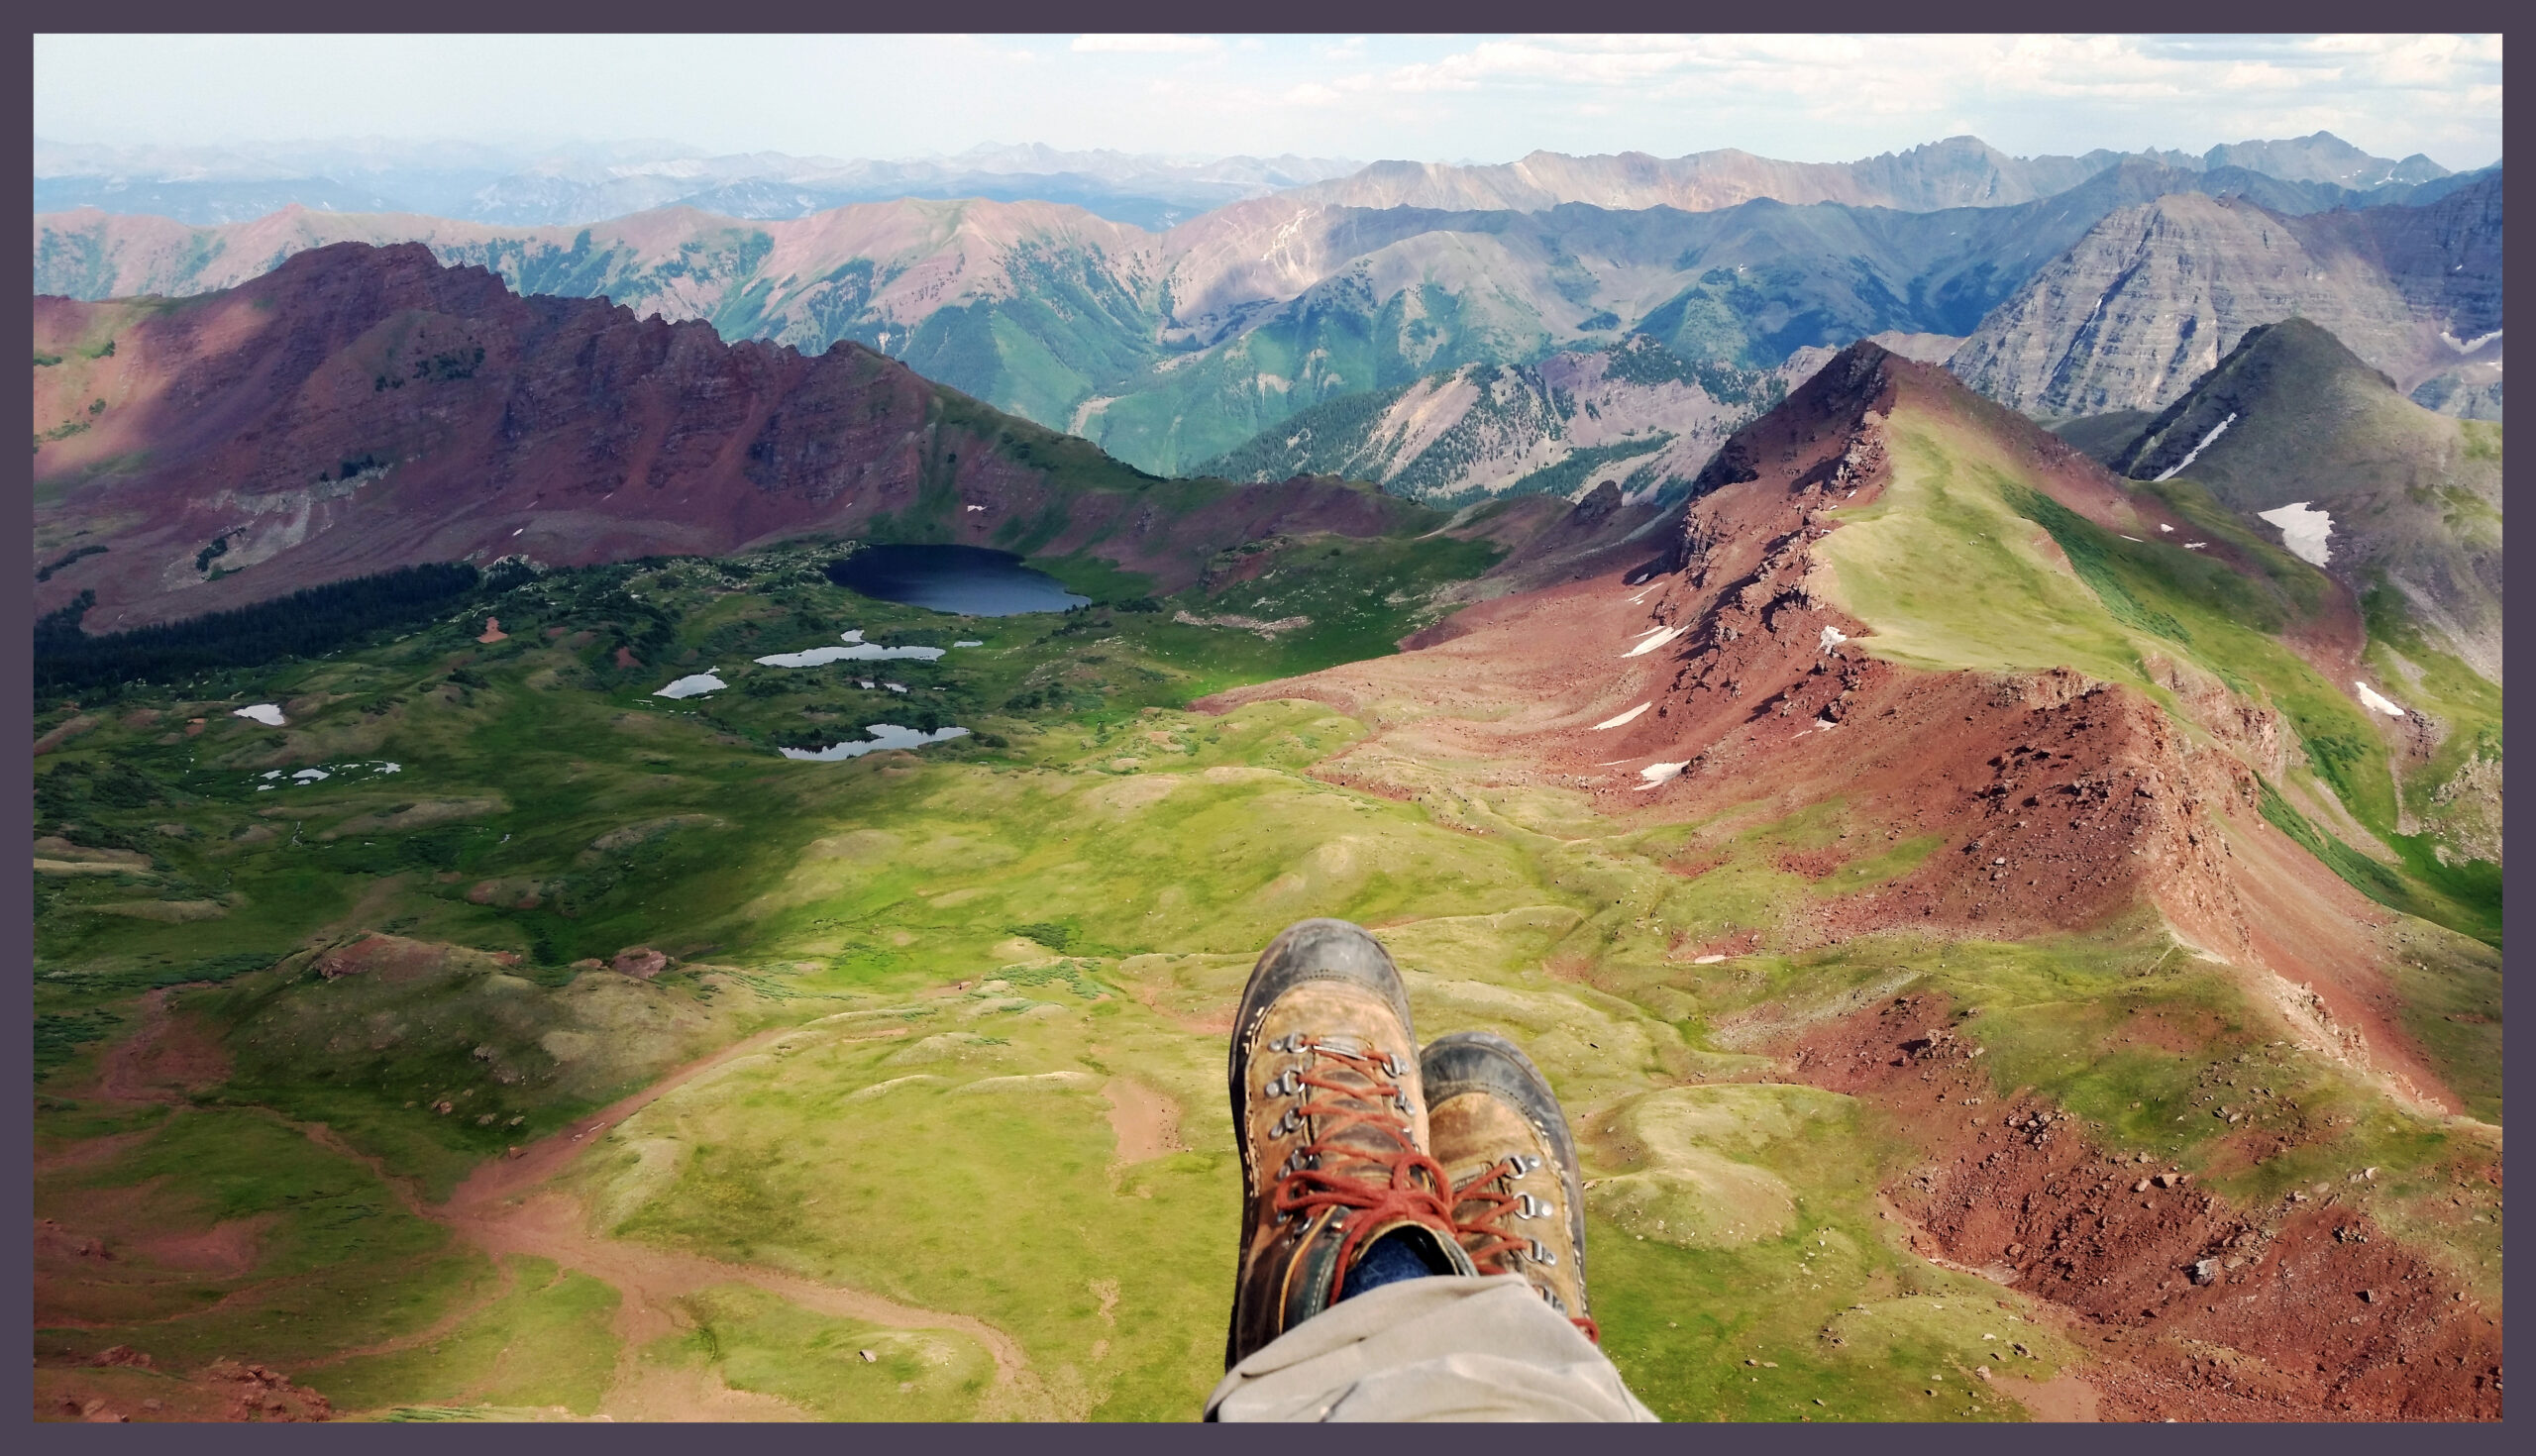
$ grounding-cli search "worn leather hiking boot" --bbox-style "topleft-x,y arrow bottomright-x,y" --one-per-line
1226,919 -> 1474,1368
1422,1030 -> 1599,1342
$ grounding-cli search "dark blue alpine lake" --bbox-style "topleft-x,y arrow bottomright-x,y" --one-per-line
825,545 -> 1091,617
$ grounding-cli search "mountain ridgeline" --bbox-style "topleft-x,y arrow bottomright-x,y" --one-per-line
29,242 -> 1443,632
1196,336 -> 1811,507
1950,171 -> 2503,421
34,139 -> 2505,477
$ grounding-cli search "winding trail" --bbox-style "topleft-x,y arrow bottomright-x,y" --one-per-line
71,999 -> 1047,1420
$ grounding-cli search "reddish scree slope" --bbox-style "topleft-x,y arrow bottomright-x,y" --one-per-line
33,242 -> 1422,630
1212,342 -> 2458,1112
1202,339 -> 2493,1418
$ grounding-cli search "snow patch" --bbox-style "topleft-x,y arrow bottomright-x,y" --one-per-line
2255,501 -> 2334,567
233,703 -> 286,726
755,638 -> 946,668
953,640 -> 984,648
1636,761 -> 1688,788
781,724 -> 971,762
655,673 -> 727,699
2153,413 -> 2237,481
1818,625 -> 1849,653
2355,682 -> 2405,718
2441,328 -> 2502,354
1592,703 -> 1651,731
1692,954 -> 1729,965
1623,625 -> 1688,659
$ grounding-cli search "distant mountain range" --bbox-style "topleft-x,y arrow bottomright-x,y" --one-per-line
33,138 -> 1365,232
31,131 -> 2503,509
1951,170 -> 2503,421
1284,132 -> 2461,214
38,150 -> 2499,480
36,131 -> 2463,228
1196,335 -> 1838,507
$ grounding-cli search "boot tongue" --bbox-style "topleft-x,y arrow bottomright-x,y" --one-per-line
1307,1043 -> 1416,1174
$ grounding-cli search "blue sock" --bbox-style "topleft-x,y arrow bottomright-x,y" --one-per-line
1337,1230 -> 1449,1301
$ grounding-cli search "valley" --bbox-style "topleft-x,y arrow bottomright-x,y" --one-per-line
32,342 -> 2501,1423
27,95 -> 2506,1425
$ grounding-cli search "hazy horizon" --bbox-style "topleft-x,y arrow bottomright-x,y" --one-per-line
32,34 -> 2505,174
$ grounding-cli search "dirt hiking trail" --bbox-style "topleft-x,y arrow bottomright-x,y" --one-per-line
70,1002 -> 1054,1420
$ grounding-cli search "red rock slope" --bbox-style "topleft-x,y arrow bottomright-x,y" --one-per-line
32,242 -> 1425,631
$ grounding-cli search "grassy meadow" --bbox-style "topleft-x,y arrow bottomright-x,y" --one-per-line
34,499 -> 2499,1419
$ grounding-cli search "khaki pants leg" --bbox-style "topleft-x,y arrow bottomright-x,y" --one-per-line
1206,1275 -> 1659,1422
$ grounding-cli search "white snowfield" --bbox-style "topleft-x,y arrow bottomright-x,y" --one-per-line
1593,703 -> 1651,731
1819,625 -> 1849,653
781,724 -> 971,762
2255,502 -> 2334,568
2154,412 -> 2237,481
1623,624 -> 1688,659
1636,761 -> 1688,789
756,629 -> 946,669
655,673 -> 727,699
232,703 -> 286,726
2355,682 -> 2406,718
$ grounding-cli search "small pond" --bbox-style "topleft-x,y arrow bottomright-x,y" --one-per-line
826,545 -> 1090,617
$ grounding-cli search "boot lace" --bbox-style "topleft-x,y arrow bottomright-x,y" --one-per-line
1268,1037 -> 1457,1282
1452,1155 -> 1601,1344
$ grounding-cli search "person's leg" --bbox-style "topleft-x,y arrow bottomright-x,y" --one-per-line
1212,921 -> 1654,1421
1207,1275 -> 1653,1421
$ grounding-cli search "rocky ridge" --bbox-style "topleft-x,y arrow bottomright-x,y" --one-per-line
1950,173 -> 2502,420
29,242 -> 1428,629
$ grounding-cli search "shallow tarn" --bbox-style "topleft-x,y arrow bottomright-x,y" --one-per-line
826,546 -> 1089,617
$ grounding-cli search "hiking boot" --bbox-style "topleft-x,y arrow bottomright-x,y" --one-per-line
1422,1030 -> 1599,1342
1226,919 -> 1473,1368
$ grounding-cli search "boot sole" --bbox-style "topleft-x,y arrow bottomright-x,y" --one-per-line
1420,1030 -> 1589,1290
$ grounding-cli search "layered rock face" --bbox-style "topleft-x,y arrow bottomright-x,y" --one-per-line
1950,175 -> 2502,420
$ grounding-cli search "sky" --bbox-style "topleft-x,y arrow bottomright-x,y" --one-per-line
31,33 -> 2506,171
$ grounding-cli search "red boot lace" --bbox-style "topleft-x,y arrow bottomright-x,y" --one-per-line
1452,1155 -> 1601,1344
1268,1038 -> 1458,1284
